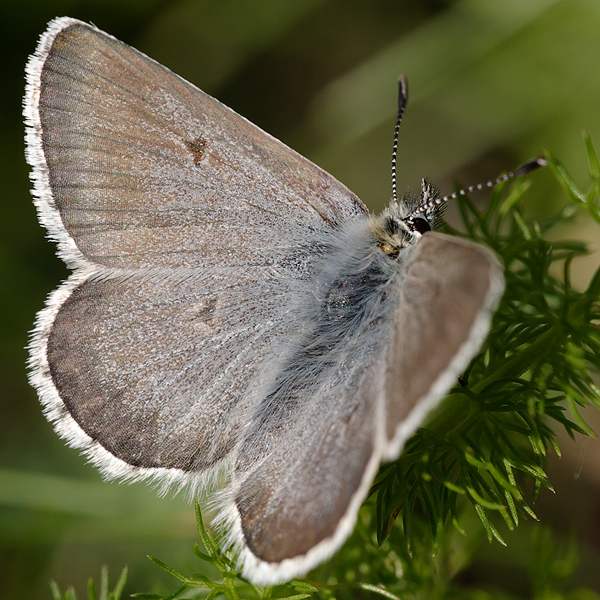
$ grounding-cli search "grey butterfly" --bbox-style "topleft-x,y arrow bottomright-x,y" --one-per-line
24,17 -> 542,585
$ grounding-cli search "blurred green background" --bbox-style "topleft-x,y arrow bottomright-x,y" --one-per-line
1,0 -> 600,598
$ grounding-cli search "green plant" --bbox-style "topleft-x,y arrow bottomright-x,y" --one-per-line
50,566 -> 128,600
132,503 -> 318,600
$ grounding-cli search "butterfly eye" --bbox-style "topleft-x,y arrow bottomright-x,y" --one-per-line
412,216 -> 431,234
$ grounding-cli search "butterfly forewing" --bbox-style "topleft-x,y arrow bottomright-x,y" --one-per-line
384,232 -> 504,456
30,19 -> 367,270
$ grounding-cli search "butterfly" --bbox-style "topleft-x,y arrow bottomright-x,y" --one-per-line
24,16 -> 544,584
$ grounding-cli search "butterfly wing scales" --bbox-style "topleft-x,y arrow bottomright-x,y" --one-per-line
29,18 -> 367,271
384,232 -> 504,454
231,232 -> 503,582
25,16 -> 506,587
25,18 -> 365,482
233,343 -> 386,563
45,269 -> 296,472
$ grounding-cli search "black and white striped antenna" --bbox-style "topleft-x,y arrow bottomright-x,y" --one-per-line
405,157 -> 548,222
391,76 -> 408,204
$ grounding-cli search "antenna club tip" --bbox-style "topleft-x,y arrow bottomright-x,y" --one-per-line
397,75 -> 408,106
514,157 -> 549,177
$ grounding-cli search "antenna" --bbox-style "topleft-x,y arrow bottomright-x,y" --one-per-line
391,76 -> 408,204
405,157 -> 548,222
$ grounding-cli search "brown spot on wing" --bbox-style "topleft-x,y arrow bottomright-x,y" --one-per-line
185,136 -> 207,166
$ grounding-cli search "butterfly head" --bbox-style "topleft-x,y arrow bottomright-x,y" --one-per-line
372,179 -> 445,258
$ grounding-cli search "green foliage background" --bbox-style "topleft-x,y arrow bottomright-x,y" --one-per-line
1,0 -> 599,598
